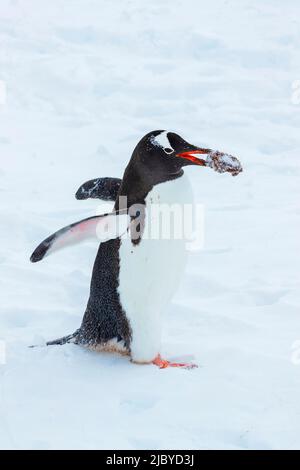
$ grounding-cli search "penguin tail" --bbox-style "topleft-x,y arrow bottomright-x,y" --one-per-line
29,329 -> 80,348
46,330 -> 80,346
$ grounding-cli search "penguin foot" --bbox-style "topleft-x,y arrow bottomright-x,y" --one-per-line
152,354 -> 198,370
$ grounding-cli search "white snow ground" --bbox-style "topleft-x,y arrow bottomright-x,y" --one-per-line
1,0 -> 300,450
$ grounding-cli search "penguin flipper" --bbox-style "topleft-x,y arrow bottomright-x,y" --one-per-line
75,177 -> 122,201
30,212 -> 129,263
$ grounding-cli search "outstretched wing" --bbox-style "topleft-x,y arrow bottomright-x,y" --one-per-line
30,212 -> 129,263
75,177 -> 122,201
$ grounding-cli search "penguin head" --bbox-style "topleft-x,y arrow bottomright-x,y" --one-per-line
131,130 -> 242,184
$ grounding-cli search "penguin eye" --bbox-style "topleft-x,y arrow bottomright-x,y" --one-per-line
164,147 -> 174,155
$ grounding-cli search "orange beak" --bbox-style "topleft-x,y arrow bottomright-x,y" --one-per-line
176,149 -> 211,166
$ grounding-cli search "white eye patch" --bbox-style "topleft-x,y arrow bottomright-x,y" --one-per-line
151,131 -> 174,153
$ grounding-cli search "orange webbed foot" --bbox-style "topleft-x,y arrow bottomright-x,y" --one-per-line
152,354 -> 198,370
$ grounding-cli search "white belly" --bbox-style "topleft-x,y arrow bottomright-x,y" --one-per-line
118,174 -> 194,363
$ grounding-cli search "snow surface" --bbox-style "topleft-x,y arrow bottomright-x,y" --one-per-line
1,0 -> 300,450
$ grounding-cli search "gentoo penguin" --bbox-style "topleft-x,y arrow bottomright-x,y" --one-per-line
30,131 -> 242,368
